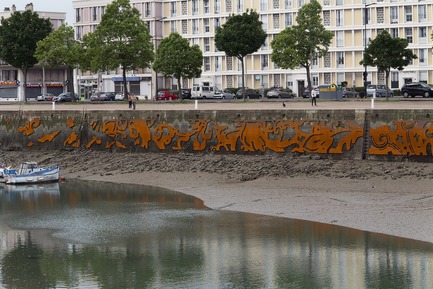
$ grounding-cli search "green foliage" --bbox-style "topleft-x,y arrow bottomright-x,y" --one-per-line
271,1 -> 333,98
0,10 -> 52,100
81,0 -> 154,96
153,32 -> 203,93
361,30 -> 416,99
361,30 -> 417,73
215,10 -> 266,100
35,24 -> 81,96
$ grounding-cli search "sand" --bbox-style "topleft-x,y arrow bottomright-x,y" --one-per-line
2,150 -> 433,244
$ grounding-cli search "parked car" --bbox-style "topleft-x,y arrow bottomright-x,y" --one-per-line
366,84 -> 393,97
115,92 -> 125,101
302,87 -> 320,98
181,88 -> 192,99
401,82 -> 433,98
235,88 -> 261,99
214,88 -> 235,99
342,87 -> 358,98
266,87 -> 295,99
36,93 -> 55,101
53,92 -> 77,102
156,90 -> 177,100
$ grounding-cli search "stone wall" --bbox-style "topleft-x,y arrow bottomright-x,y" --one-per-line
1,109 -> 432,161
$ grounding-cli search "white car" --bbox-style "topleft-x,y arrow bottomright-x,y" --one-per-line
115,92 -> 125,101
213,89 -> 235,99
36,93 -> 55,101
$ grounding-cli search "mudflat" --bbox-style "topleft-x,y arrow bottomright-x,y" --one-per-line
2,149 -> 433,244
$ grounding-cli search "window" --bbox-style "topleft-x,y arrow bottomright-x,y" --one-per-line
336,0 -> 343,5
215,0 -> 220,13
337,52 -> 344,66
192,0 -> 198,15
204,38 -> 210,52
273,0 -> 279,9
260,0 -> 267,10
182,20 -> 187,34
237,0 -> 243,12
204,18 -> 210,33
93,7 -> 97,21
312,76 -> 319,87
76,8 -> 81,22
390,7 -> 398,23
336,10 -> 343,26
364,8 -> 371,25
273,14 -> 279,29
261,37 -> 268,49
170,21 -> 176,33
192,19 -> 199,34
419,27 -> 427,44
261,15 -> 268,31
418,4 -> 427,22
204,57 -> 210,71
227,57 -> 233,70
261,55 -> 269,70
214,18 -> 221,29
215,56 -> 222,71
390,28 -> 398,38
404,6 -> 412,22
285,13 -> 292,27
226,0 -> 232,12
171,2 -> 177,17
285,0 -> 292,9
419,49 -> 427,65
391,72 -> 399,89
145,3 -> 152,17
336,31 -> 344,47
405,27 -> 413,43
204,0 -> 210,14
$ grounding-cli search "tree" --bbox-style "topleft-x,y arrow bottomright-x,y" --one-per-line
271,1 -> 333,98
361,30 -> 417,100
81,0 -> 154,98
153,32 -> 203,99
215,10 -> 266,100
0,10 -> 52,101
35,24 -> 81,101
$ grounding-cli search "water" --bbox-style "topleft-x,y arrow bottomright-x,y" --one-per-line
0,180 -> 432,289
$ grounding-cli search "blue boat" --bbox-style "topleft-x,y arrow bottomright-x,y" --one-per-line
3,162 -> 60,184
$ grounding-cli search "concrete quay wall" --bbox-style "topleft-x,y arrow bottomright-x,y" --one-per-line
1,108 -> 432,161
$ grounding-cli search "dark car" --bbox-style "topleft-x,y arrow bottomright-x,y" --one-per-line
236,88 -> 261,99
401,82 -> 433,98
181,88 -> 191,99
266,87 -> 295,99
53,92 -> 77,102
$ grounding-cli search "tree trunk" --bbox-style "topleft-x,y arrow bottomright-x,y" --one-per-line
240,57 -> 245,101
21,67 -> 28,102
385,70 -> 390,101
67,67 -> 75,101
305,64 -> 312,98
122,66 -> 128,99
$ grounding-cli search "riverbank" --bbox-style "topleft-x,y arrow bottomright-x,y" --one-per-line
2,149 -> 433,244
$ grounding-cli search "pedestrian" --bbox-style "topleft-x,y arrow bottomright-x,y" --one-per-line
128,93 -> 132,108
311,88 -> 317,106
130,93 -> 137,110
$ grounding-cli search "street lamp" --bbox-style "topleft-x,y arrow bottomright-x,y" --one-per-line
363,2 -> 376,98
153,16 -> 167,99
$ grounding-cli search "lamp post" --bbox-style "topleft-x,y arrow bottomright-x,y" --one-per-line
363,2 -> 376,99
153,17 -> 166,99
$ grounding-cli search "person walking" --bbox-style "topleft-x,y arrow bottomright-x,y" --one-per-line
128,93 -> 132,108
311,88 -> 317,106
130,93 -> 137,110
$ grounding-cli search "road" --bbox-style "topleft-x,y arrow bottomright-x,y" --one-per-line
4,97 -> 433,111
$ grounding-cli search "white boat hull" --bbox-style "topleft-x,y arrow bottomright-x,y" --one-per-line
4,163 -> 60,184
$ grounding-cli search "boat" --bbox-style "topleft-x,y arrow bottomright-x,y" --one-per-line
3,162 -> 60,184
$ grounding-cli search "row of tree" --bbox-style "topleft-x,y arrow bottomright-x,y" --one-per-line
0,0 -> 416,102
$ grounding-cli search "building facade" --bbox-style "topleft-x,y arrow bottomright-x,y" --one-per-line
0,3 -> 67,101
72,0 -> 432,98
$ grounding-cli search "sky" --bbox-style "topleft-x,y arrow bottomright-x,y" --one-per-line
1,1 -> 74,24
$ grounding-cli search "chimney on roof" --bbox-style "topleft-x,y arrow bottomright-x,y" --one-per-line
4,7 -> 10,11
11,5 -> 16,12
25,3 -> 34,11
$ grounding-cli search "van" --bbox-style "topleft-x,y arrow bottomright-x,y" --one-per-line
191,85 -> 215,99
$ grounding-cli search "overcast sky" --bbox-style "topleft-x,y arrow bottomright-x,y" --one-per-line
1,1 -> 74,24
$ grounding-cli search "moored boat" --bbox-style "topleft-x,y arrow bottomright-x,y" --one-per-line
3,162 -> 60,184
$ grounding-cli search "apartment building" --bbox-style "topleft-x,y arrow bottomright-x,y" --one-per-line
0,3 -> 67,101
72,0 -> 432,98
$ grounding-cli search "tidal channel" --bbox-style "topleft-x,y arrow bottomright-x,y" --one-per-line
0,180 -> 432,289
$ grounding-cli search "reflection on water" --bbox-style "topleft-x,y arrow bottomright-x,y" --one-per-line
0,179 -> 432,289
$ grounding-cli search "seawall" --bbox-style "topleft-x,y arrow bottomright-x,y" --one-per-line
2,108 -> 433,161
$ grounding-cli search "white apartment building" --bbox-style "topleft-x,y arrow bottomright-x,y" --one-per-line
0,3 -> 67,101
72,0 -> 432,98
